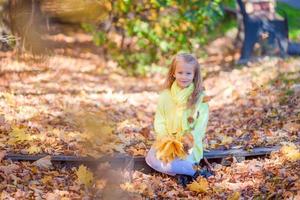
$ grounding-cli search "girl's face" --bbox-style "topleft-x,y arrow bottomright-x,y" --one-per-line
174,60 -> 195,88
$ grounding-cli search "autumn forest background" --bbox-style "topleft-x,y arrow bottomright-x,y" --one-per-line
0,0 -> 299,199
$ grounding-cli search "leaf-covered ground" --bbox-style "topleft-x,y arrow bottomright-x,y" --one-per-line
0,28 -> 299,198
122,146 -> 300,199
1,146 -> 299,199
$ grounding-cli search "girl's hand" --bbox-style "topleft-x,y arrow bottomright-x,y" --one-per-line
182,133 -> 194,152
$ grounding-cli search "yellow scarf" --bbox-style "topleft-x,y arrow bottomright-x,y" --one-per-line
170,81 -> 194,108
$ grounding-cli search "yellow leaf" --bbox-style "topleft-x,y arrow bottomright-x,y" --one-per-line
8,127 -> 32,144
31,166 -> 38,174
187,178 -> 209,193
3,92 -> 15,106
227,191 -> 240,200
220,136 -> 233,146
153,136 -> 186,163
76,165 -> 94,187
42,175 -> 52,184
120,182 -> 135,193
280,145 -> 300,161
27,146 -> 41,154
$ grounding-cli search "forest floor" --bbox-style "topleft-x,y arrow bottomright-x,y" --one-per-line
0,25 -> 299,199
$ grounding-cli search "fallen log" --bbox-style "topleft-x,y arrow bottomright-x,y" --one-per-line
4,146 -> 281,172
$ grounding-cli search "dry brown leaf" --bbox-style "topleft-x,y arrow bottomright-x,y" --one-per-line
283,122 -> 300,132
0,151 -> 6,162
33,155 -> 52,169
45,192 -> 61,200
0,164 -> 20,175
202,96 -> 212,103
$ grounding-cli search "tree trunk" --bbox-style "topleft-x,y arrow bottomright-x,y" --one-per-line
6,0 -> 48,55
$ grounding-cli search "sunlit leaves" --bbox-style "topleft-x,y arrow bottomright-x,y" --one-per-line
280,144 -> 300,162
82,0 -> 223,75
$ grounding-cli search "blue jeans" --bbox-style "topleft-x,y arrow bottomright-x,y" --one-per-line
145,147 -> 197,176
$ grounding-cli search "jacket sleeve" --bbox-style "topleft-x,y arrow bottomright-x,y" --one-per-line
191,102 -> 209,144
154,93 -> 168,139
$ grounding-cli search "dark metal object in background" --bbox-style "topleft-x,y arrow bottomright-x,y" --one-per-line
236,0 -> 289,64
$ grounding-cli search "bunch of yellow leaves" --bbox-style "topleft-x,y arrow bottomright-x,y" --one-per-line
153,136 -> 186,163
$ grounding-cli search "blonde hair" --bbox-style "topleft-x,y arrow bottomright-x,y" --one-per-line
165,53 -> 204,108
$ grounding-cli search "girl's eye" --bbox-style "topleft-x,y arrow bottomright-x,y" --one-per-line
187,72 -> 191,75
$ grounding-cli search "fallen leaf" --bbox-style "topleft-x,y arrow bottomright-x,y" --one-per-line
283,122 -> 300,132
227,191 -> 240,200
202,96 -> 212,103
120,182 -> 134,192
220,135 -> 233,146
8,127 -> 33,144
140,126 -> 151,138
0,164 -> 20,175
27,145 -> 41,154
280,145 -> 300,161
187,178 -> 209,193
96,179 -> 107,190
129,147 -> 145,156
45,192 -> 61,200
0,115 -> 5,126
0,151 -> 6,162
3,92 -> 15,106
33,155 -> 52,169
76,165 -> 94,187
42,175 -> 53,184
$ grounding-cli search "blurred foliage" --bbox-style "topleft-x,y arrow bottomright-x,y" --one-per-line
41,0 -> 112,23
276,2 -> 300,41
81,0 -> 224,76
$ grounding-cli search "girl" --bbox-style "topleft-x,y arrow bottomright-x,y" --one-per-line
145,53 -> 210,186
